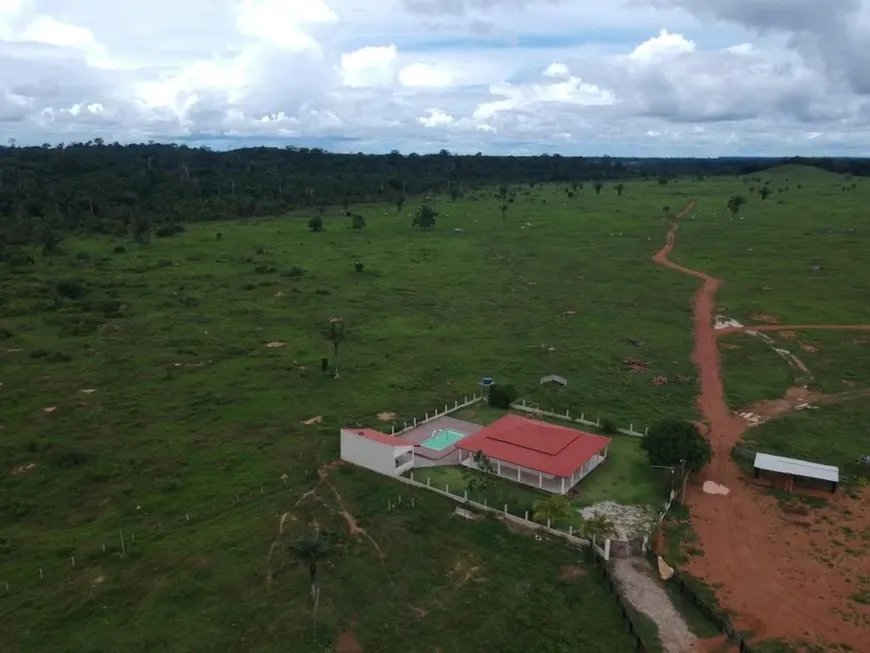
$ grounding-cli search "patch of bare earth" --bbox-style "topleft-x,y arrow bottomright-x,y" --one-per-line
336,619 -> 363,653
559,564 -> 586,580
611,558 -> 696,653
449,556 -> 484,589
376,412 -> 396,422
11,462 -> 36,475
750,314 -> 779,324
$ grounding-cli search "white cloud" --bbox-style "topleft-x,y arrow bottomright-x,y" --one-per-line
398,62 -> 453,87
0,0 -> 868,154
340,45 -> 397,87
543,62 -> 569,78
629,28 -> 695,61
419,108 -> 454,126
234,0 -> 338,52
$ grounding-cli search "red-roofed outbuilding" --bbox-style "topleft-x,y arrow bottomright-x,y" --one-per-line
455,414 -> 610,494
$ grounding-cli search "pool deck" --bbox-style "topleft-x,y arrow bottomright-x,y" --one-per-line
403,416 -> 483,462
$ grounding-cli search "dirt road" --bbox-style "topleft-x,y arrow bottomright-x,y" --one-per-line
651,203 -> 870,651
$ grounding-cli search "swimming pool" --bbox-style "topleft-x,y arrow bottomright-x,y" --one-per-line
420,428 -> 468,451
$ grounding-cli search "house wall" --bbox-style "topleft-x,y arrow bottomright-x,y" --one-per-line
340,431 -> 413,477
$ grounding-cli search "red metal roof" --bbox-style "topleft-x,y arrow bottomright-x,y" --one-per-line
455,414 -> 610,477
344,428 -> 412,447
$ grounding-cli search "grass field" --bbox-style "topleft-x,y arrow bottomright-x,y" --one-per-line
742,398 -> 870,474
2,167 -> 869,651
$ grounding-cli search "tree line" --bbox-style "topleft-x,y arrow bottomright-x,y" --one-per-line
1,141 -> 867,250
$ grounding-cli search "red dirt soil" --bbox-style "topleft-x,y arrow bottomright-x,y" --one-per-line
653,202 -> 870,651
718,324 -> 870,335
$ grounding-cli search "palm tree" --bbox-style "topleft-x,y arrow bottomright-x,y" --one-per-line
532,495 -> 573,526
324,319 -> 346,375
614,183 -> 625,197
499,203 -> 508,219
288,532 -> 333,633
581,512 -> 617,544
593,182 -> 604,195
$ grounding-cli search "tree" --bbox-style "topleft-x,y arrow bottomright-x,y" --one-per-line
488,383 -> 518,409
641,418 -> 712,472
499,203 -> 508,219
497,184 -> 509,202
759,186 -> 772,201
726,195 -> 746,217
350,213 -> 366,230
129,214 -> 151,245
581,512 -> 617,543
288,532 -> 333,633
533,495 -> 573,526
472,450 -> 495,474
395,194 -> 406,214
662,206 -> 671,217
449,185 -> 461,201
308,215 -> 323,231
411,203 -> 437,229
324,319 -> 345,356
614,183 -> 625,197
593,182 -> 603,195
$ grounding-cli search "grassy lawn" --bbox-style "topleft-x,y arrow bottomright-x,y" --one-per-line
573,435 -> 669,508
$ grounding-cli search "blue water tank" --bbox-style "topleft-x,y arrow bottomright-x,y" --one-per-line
480,376 -> 494,386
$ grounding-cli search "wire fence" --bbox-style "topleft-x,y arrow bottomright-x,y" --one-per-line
644,545 -> 756,653
590,546 -> 650,653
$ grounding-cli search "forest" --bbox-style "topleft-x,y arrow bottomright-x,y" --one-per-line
1,141 -> 868,251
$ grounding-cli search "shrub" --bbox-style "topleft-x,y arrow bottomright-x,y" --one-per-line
113,245 -> 126,254
254,264 -> 276,274
282,266 -> 305,278
29,349 -> 49,359
599,417 -> 618,434
489,384 -> 519,409
56,278 -> 86,300
315,289 -> 331,295
46,352 -> 72,363
308,215 -> 324,232
75,251 -> 91,261
0,327 -> 12,340
354,262 -> 365,273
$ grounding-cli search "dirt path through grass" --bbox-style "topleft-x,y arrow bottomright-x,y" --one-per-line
612,558 -> 696,653
651,202 -> 870,651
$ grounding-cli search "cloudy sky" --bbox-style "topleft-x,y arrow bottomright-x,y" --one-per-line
2,0 -> 870,155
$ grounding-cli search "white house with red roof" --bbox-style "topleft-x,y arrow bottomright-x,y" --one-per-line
455,414 -> 611,494
340,428 -> 416,477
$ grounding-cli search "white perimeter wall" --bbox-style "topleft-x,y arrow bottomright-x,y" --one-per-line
340,431 -> 413,477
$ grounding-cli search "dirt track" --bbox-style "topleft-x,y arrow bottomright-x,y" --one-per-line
652,203 -> 870,651
718,324 -> 870,335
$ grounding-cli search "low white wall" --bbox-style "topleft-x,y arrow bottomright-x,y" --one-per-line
511,399 -> 648,438
392,393 -> 484,435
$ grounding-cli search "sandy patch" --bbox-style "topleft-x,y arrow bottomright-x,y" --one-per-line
751,314 -> 780,324
79,388 -> 97,394
376,412 -> 396,422
12,462 -> 36,475
302,415 -> 322,425
264,341 -> 285,348
778,330 -> 797,339
410,606 -> 428,618
43,406 -> 57,413
800,344 -> 818,353
91,575 -> 106,586
559,564 -> 587,580
720,342 -> 741,350
702,481 -> 730,496
579,502 -> 657,540
450,556 -> 484,588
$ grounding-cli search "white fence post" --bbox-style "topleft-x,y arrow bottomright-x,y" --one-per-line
604,539 -> 611,560
503,504 -> 508,515
524,510 -> 529,521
